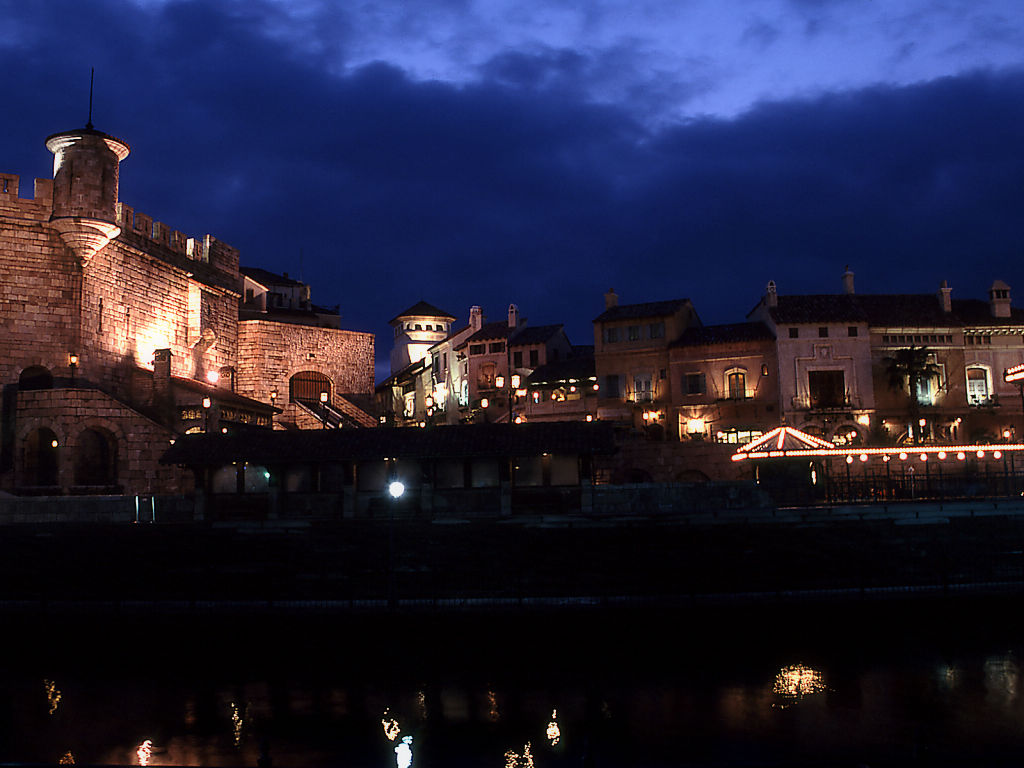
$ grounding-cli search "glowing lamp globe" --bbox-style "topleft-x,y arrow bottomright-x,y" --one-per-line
388,481 -> 405,499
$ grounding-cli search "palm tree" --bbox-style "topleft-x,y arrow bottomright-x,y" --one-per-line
883,346 -> 942,443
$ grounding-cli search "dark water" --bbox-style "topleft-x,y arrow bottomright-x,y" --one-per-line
4,597 -> 1024,767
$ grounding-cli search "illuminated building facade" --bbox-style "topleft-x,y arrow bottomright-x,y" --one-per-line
380,303 -> 575,425
592,290 -> 701,436
743,269 -> 1024,446
670,321 -> 778,444
0,123 -> 374,495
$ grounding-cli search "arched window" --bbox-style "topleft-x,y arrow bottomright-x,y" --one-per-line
966,366 -> 990,405
19,366 -> 53,390
289,371 -> 332,405
24,428 -> 58,486
726,369 -> 747,400
74,428 -> 116,486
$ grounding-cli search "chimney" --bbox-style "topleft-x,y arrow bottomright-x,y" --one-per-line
765,280 -> 778,308
989,280 -> 1012,318
469,305 -> 483,332
841,265 -> 855,295
152,348 -> 173,418
508,303 -> 519,328
604,288 -> 618,309
937,280 -> 952,313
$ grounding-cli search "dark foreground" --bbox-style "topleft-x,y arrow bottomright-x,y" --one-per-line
0,508 -> 1023,610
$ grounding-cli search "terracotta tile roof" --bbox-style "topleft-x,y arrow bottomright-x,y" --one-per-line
767,294 -> 867,324
462,321 -> 515,344
169,376 -> 277,412
950,298 -> 1024,326
768,293 -> 1024,328
593,298 -> 691,323
674,322 -> 775,347
527,354 -> 596,386
855,295 -> 961,327
511,324 -> 563,346
389,300 -> 456,325
240,266 -> 305,288
161,421 -> 616,466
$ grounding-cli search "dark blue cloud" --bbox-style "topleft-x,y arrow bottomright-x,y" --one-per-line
1,0 -> 1022,379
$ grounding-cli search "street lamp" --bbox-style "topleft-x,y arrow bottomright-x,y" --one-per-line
202,396 -> 211,432
319,390 -> 329,428
68,353 -> 78,385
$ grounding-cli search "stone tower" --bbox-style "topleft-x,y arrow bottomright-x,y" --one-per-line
45,126 -> 130,265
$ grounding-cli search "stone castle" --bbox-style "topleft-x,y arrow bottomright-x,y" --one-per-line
0,123 -> 375,496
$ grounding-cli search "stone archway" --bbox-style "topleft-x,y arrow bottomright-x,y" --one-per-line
74,427 -> 117,487
19,366 -> 53,391
23,427 -> 59,486
289,370 -> 332,405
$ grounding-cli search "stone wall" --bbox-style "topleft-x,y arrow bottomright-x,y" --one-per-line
10,387 -> 192,494
237,319 -> 375,407
0,175 -> 79,385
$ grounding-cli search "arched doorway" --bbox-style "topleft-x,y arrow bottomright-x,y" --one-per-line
289,371 -> 332,405
24,427 -> 59,486
74,428 -> 116,486
19,366 -> 53,390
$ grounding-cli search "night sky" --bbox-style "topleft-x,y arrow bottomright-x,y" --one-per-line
2,1 -> 1022,381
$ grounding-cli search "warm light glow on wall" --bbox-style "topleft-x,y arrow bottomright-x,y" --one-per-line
686,418 -> 704,433
205,369 -> 220,384
856,414 -> 870,426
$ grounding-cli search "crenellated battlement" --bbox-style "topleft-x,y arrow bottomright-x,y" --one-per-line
0,173 -> 53,216
116,202 -> 239,278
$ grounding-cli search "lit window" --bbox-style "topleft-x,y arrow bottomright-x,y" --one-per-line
727,370 -> 746,400
633,373 -> 653,402
967,367 -> 990,405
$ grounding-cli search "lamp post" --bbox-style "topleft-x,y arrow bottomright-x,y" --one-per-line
202,396 -> 211,433
319,390 -> 329,429
68,353 -> 78,385
387,472 -> 405,608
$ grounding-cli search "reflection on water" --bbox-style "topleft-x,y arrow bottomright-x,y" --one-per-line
772,663 -> 827,707
545,709 -> 560,746
136,739 -> 153,766
984,653 -> 1019,703
229,702 -> 246,747
382,708 -> 401,741
503,741 -> 534,768
486,690 -> 500,722
10,604 -> 1024,766
44,678 -> 62,715
394,735 -> 413,768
